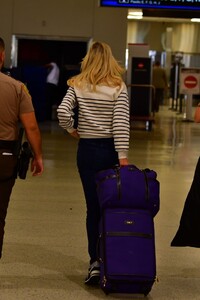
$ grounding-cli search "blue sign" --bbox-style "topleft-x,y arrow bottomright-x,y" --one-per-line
100,0 -> 200,10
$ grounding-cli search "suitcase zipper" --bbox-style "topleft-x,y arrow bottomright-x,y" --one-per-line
106,231 -> 152,238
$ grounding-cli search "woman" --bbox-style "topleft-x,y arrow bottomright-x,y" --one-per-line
57,41 -> 130,285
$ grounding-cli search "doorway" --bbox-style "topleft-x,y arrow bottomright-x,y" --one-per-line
11,36 -> 88,121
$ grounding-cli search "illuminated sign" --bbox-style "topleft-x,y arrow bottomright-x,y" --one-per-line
100,0 -> 200,10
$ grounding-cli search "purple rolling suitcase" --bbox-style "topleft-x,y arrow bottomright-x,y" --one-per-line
95,165 -> 160,217
99,208 -> 156,295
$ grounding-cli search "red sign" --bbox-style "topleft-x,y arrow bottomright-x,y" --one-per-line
184,75 -> 198,89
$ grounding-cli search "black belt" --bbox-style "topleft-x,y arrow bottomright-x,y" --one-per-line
0,140 -> 18,150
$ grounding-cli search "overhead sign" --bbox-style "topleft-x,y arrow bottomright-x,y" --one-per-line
180,68 -> 200,95
100,0 -> 200,10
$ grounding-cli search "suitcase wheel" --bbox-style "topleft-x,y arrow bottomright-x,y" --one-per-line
144,288 -> 151,296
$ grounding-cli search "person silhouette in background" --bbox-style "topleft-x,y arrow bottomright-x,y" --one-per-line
45,61 -> 60,120
152,61 -> 168,112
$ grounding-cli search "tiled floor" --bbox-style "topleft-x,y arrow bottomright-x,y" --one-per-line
1,106 -> 200,299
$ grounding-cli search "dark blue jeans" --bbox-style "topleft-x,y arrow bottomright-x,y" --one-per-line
77,138 -> 118,264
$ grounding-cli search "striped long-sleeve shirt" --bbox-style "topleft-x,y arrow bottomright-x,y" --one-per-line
57,83 -> 130,159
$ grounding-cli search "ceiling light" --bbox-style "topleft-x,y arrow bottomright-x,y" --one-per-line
127,9 -> 143,19
129,11 -> 143,16
191,18 -> 200,22
127,15 -> 143,19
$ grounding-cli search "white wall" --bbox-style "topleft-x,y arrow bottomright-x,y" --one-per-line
93,3 -> 128,63
0,0 -> 128,67
127,20 -> 200,53
13,0 -> 94,37
0,0 -> 13,66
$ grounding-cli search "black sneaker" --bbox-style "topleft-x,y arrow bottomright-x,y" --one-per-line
85,261 -> 100,285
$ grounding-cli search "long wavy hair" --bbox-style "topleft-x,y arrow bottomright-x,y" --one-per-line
67,41 -> 125,90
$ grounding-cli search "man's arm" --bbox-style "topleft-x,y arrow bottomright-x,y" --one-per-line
19,112 -> 44,176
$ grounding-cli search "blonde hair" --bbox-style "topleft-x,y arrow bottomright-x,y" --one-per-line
67,41 -> 125,90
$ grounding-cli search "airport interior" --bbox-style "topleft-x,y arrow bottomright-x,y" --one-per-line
1,1 -> 200,299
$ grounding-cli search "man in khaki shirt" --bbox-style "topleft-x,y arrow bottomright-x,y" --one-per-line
0,37 -> 44,258
152,61 -> 168,112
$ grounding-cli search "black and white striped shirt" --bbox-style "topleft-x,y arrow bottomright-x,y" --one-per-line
57,83 -> 130,158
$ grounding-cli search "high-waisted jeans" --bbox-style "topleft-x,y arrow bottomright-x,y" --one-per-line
77,138 -> 118,264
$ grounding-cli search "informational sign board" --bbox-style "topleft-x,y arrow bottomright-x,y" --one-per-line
180,68 -> 200,95
100,0 -> 200,11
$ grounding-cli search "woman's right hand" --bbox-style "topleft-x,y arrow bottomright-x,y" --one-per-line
70,129 -> 80,139
119,158 -> 128,166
